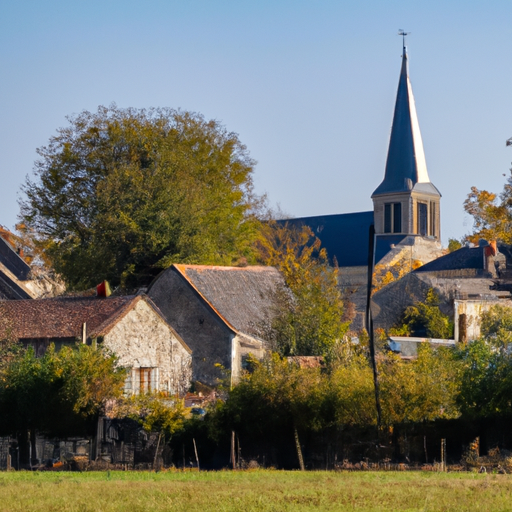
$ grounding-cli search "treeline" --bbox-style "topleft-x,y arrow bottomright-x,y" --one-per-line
3,307 -> 512,469
176,316 -> 512,469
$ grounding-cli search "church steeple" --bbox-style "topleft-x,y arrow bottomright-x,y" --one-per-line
372,42 -> 441,239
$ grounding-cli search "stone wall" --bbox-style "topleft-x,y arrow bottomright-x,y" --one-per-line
453,298 -> 512,342
231,333 -> 266,383
104,298 -> 192,396
148,268 -> 234,386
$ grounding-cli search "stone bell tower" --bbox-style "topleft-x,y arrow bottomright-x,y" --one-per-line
372,43 -> 441,240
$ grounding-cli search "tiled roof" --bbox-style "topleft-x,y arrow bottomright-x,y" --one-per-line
172,264 -> 284,337
287,356 -> 324,369
0,295 -> 140,340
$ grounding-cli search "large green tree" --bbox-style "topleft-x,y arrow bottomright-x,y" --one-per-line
20,105 -> 263,289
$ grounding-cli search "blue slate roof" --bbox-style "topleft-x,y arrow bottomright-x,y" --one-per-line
280,215 -> 421,268
414,246 -> 484,272
0,236 -> 30,280
280,212 -> 374,267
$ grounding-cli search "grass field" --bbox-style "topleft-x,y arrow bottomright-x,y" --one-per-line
0,470 -> 510,511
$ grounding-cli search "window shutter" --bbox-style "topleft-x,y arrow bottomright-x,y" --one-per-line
124,368 -> 133,395
151,368 -> 159,392
133,368 -> 140,395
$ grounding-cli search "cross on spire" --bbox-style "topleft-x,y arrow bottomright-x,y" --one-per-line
398,29 -> 410,54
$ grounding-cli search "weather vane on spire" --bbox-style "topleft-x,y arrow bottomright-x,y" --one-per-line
398,29 -> 410,52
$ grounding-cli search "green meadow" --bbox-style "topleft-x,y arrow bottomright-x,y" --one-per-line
0,470 -> 510,511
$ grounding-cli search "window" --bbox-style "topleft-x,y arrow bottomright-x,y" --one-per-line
384,202 -> 402,233
430,201 -> 436,237
417,202 -> 428,236
124,367 -> 159,394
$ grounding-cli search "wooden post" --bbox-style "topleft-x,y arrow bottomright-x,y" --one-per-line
153,431 -> 163,471
231,431 -> 236,470
237,434 -> 241,469
441,438 -> 446,472
82,322 -> 87,344
6,454 -> 11,471
193,438 -> 200,471
294,427 -> 305,471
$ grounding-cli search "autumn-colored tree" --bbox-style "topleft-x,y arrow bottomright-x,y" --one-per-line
447,238 -> 462,253
373,257 -> 423,292
220,350 -> 376,468
464,180 -> 512,244
256,222 -> 348,356
19,105 -> 264,289
114,393 -> 188,437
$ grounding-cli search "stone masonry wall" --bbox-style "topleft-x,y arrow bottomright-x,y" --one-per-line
104,299 -> 192,396
148,269 -> 233,386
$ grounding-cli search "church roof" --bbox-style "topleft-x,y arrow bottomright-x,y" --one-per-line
372,46 -> 440,197
280,213 -> 409,267
280,212 -> 374,267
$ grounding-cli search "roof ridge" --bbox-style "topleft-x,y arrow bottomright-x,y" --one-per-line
90,295 -> 140,337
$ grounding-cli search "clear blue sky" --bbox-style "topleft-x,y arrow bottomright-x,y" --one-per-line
1,0 -> 511,246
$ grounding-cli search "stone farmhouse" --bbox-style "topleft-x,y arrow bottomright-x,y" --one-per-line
148,264 -> 285,386
0,294 -> 192,396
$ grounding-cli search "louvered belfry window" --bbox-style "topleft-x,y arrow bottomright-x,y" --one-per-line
384,202 -> 402,234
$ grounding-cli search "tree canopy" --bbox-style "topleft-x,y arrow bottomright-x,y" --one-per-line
256,222 -> 349,357
463,169 -> 512,243
20,105 -> 263,289
390,289 -> 454,339
0,344 -> 125,464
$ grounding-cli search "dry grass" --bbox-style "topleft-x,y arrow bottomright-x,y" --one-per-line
0,470 -> 511,511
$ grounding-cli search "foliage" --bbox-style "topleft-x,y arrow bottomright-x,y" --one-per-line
390,289 -> 454,339
463,172 -> 512,244
0,320 -> 22,378
221,354 -> 329,437
0,344 -> 125,439
256,222 -> 348,356
447,238 -> 462,253
114,393 -> 188,438
480,304 -> 512,346
379,344 -> 461,425
373,257 -> 422,292
220,341 -> 463,444
456,309 -> 512,419
20,105 -> 264,289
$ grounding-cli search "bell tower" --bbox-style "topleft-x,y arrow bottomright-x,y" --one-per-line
372,40 -> 441,240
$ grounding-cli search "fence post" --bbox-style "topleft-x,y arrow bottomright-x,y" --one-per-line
441,438 -> 446,472
231,431 -> 236,470
193,438 -> 200,471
